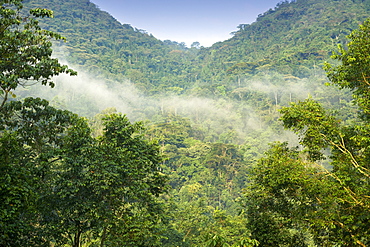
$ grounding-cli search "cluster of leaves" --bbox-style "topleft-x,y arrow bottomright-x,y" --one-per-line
0,0 -> 76,108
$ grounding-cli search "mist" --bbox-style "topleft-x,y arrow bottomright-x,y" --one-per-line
14,65 -> 318,147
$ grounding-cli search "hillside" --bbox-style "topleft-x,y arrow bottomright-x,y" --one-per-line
3,0 -> 370,245
24,0 -> 192,92
18,0 -> 361,163
24,0 -> 370,95
199,0 -> 370,79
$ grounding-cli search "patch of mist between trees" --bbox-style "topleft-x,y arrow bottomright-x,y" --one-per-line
14,72 -> 143,118
13,63 -> 307,146
23,71 -> 267,131
245,77 -> 314,104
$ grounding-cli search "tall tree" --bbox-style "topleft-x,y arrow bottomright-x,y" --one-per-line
325,18 -> 370,120
41,113 -> 168,246
0,0 -> 76,109
243,19 -> 370,247
0,97 -> 77,246
0,99 -> 169,246
0,1 -> 75,244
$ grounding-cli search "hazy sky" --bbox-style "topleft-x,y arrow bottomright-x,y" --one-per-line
90,0 -> 282,47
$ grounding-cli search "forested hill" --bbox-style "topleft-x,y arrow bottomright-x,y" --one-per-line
202,0 -> 370,78
23,0 -> 188,90
4,0 -> 370,245
23,0 -> 370,94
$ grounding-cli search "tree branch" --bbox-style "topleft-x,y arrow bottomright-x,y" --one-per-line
320,133 -> 370,178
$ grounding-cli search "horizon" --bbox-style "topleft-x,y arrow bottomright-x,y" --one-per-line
90,0 -> 283,47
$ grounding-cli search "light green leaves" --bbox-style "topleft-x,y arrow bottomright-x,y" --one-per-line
324,19 -> 370,119
246,18 -> 370,246
280,98 -> 340,161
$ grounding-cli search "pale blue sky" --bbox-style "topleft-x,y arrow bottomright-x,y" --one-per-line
91,0 -> 283,47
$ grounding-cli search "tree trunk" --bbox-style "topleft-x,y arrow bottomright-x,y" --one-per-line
73,230 -> 81,247
100,226 -> 108,247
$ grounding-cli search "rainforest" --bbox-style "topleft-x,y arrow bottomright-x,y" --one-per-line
1,0 -> 370,246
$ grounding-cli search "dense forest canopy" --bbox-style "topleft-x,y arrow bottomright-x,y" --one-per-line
1,0 -> 370,246
20,0 -> 370,94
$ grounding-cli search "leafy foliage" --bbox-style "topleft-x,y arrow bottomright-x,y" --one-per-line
243,19 -> 370,246
325,18 -> 370,120
4,0 -> 370,246
0,0 -> 76,108
0,98 -> 168,246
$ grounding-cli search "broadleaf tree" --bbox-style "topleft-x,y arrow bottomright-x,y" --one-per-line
0,0 -> 76,109
40,112 -> 168,246
0,97 -> 77,246
243,19 -> 370,246
0,98 -> 169,246
0,1 -> 168,246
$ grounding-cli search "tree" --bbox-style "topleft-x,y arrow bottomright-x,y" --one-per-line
241,142 -> 328,246
191,41 -> 201,49
41,113 -> 168,246
243,19 -> 370,247
91,113 -> 167,246
0,97 -> 78,246
278,99 -> 370,246
0,1 -> 76,243
0,0 -> 76,109
324,19 -> 370,120
0,99 -> 169,246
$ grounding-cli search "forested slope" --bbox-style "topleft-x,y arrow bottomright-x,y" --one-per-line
203,0 -> 370,78
24,0 -> 370,95
24,0 -> 195,93
3,0 -> 370,246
